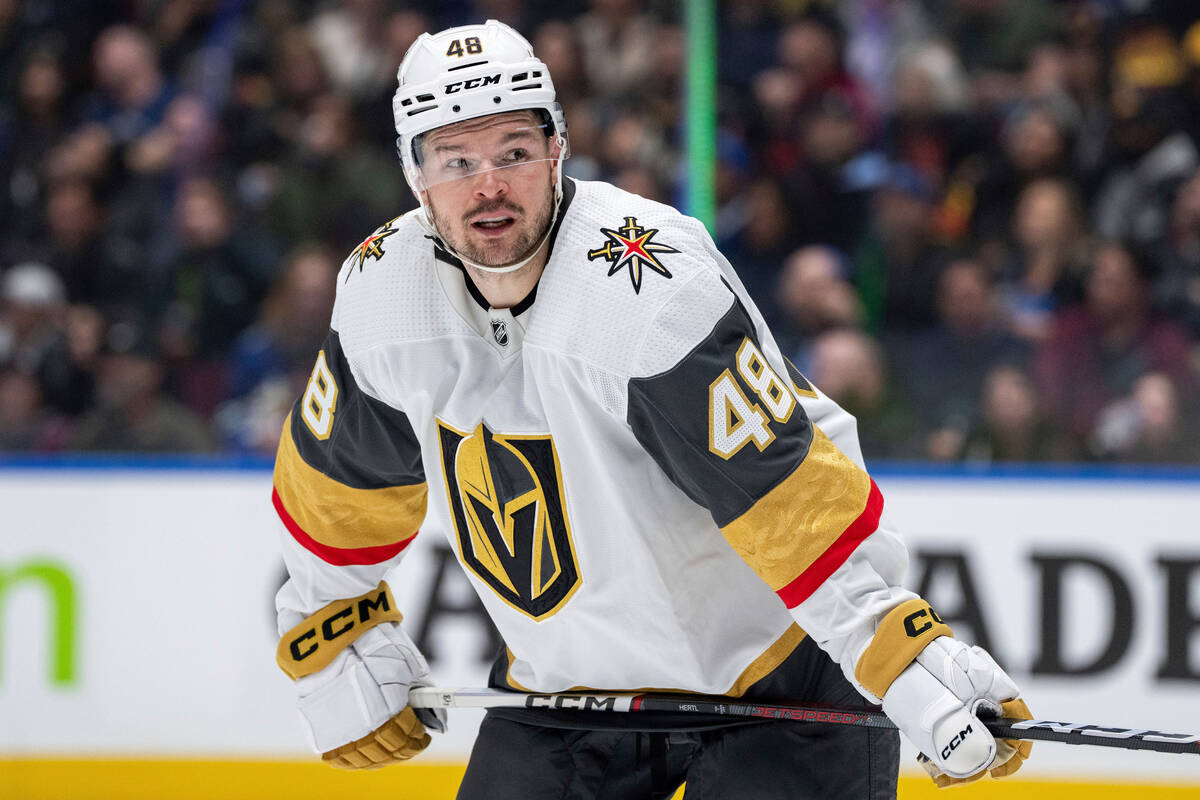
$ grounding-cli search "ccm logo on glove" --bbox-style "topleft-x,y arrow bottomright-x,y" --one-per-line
941,724 -> 975,760
277,582 -> 405,679
903,605 -> 945,638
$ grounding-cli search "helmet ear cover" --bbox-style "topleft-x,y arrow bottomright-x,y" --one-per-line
403,108 -> 556,170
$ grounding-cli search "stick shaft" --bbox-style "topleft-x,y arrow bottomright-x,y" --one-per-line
409,688 -> 1200,756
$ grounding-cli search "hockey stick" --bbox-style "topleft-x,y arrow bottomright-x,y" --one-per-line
409,687 -> 1200,756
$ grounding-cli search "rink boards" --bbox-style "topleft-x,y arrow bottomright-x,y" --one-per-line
0,459 -> 1198,798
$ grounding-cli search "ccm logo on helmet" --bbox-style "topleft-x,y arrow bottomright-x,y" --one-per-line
903,604 -> 945,638
288,590 -> 395,662
941,724 -> 975,760
446,74 -> 502,94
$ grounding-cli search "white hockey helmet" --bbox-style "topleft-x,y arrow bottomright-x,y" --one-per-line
393,19 -> 569,197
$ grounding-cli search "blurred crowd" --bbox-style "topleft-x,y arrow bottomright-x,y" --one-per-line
1,0 -> 1199,463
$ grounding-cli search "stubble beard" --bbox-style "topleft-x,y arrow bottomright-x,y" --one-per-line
431,193 -> 554,270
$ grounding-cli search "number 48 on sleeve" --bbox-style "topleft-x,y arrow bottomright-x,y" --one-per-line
708,339 -> 796,459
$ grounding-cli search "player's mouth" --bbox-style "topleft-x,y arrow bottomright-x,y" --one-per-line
471,216 -> 517,237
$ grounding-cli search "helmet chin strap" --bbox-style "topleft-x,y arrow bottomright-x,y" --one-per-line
419,138 -> 567,276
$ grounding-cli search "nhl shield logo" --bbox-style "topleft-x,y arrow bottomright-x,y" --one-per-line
436,420 -> 582,621
491,319 -> 509,346
587,216 -> 680,293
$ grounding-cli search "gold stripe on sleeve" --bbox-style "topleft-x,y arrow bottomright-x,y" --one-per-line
274,413 -> 427,550
719,427 -> 871,591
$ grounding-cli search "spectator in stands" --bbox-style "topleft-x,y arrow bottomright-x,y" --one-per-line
88,24 -> 175,141
970,93 -> 1079,250
218,243 -> 337,453
269,91 -> 407,245
777,10 -> 873,134
964,364 -> 1055,462
575,0 -> 659,102
773,245 -> 863,373
73,321 -> 214,452
0,47 -> 71,250
940,0 -> 1053,106
596,108 -> 673,195
719,178 -> 796,325
48,25 -> 176,188
713,130 -> 754,245
716,1 -> 780,92
1157,169 -> 1200,337
1034,242 -> 1197,456
308,0 -> 391,100
155,176 -> 278,415
1090,371 -> 1199,463
1094,24 -> 1197,251
839,0 -> 933,106
880,40 -> 971,186
1000,177 -> 1090,342
853,163 -> 948,332
270,25 -> 331,127
0,369 -> 71,451
1060,8 -> 1111,196
751,10 -> 873,178
228,243 -> 337,401
784,88 -> 871,253
0,262 -> 93,416
533,21 -> 592,112
1181,22 -> 1200,152
898,258 -> 1029,460
808,327 -> 919,460
27,180 -> 143,324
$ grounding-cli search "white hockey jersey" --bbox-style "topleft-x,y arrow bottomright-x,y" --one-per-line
273,178 -> 918,705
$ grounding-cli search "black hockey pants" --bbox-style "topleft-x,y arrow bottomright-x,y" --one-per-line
459,632 -> 900,799
456,709 -> 898,799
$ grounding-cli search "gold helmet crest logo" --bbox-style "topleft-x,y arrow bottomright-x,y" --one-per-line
438,420 -> 581,620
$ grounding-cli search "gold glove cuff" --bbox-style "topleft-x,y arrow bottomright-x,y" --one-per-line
855,598 -> 953,699
276,581 -> 404,680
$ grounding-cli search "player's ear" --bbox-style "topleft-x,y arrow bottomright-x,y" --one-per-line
547,140 -> 562,189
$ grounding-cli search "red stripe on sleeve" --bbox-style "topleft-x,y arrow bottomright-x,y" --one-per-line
775,479 -> 884,609
272,487 -> 417,566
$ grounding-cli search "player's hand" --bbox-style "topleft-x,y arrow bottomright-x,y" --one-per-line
291,621 -> 447,769
881,636 -> 1032,787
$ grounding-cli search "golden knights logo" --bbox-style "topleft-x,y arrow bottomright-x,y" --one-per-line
437,420 -> 581,620
347,217 -> 400,281
587,216 -> 680,293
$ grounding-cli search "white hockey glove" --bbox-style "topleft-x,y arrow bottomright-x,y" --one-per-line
276,581 -> 446,770
855,600 -> 1032,788
883,637 -> 1032,787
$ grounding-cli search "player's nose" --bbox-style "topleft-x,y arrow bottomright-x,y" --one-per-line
472,167 -> 509,199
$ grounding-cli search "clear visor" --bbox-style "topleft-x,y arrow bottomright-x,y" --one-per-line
410,123 -> 561,189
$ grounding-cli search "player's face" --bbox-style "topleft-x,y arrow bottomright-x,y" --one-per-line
421,112 -> 559,269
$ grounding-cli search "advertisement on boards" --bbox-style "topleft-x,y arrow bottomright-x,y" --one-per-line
1,465 -> 1198,788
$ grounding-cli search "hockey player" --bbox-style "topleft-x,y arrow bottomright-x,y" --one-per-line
272,20 -> 1033,799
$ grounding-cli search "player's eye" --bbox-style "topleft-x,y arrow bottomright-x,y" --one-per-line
503,148 -> 530,163
444,157 -> 472,172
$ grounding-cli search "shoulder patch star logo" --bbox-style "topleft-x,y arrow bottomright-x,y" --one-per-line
346,217 -> 400,282
587,216 -> 680,293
